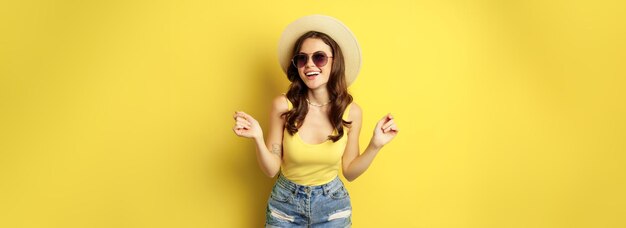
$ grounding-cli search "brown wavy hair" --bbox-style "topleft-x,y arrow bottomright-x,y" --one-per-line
281,31 -> 353,142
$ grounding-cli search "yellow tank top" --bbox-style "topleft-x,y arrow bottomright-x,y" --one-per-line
281,97 -> 351,186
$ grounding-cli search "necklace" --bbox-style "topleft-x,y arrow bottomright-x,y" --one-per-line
306,98 -> 330,107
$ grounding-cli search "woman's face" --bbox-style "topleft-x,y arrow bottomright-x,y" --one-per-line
296,38 -> 333,90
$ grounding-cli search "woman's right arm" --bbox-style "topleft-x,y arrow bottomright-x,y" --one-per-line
233,95 -> 288,178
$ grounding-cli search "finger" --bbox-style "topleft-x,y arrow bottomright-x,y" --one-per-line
233,126 -> 242,135
234,129 -> 246,137
376,114 -> 389,129
237,116 -> 252,125
381,119 -> 395,130
238,122 -> 251,130
233,111 -> 243,120
238,112 -> 255,122
379,113 -> 393,123
385,125 -> 399,133
234,118 -> 250,128
236,121 -> 252,129
391,125 -> 399,132
236,117 -> 252,126
383,125 -> 393,133
385,121 -> 400,131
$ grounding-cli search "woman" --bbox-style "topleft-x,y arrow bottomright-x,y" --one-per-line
232,15 -> 398,227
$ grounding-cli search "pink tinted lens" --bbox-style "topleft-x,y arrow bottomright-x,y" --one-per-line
312,52 -> 328,67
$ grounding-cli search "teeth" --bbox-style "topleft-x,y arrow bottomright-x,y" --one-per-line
306,72 -> 320,76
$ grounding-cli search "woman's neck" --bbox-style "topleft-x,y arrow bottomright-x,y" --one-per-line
307,87 -> 330,106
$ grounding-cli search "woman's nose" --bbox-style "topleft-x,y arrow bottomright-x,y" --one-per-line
306,56 -> 316,67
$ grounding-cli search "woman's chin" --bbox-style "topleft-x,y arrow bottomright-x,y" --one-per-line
305,82 -> 326,90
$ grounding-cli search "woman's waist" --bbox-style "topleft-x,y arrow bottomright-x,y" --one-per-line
276,172 -> 344,194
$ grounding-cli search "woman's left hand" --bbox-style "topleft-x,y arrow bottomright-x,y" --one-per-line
370,113 -> 399,149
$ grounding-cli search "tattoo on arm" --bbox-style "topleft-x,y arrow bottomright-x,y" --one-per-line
271,144 -> 282,157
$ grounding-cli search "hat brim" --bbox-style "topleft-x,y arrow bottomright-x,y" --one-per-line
278,15 -> 361,86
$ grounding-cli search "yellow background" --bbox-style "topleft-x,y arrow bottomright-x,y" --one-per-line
1,0 -> 625,227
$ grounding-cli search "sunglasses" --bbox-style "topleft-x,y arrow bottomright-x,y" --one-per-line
291,51 -> 333,68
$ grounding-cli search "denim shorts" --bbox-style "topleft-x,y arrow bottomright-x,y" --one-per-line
265,174 -> 352,228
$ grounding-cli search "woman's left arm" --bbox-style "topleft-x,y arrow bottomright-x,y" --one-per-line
342,103 -> 399,181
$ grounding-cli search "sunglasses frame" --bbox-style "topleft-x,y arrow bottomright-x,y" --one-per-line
291,51 -> 334,68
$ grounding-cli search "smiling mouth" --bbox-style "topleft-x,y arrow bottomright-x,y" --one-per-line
305,71 -> 320,76
304,71 -> 320,80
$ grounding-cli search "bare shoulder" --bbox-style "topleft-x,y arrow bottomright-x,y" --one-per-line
271,94 -> 289,114
347,102 -> 362,122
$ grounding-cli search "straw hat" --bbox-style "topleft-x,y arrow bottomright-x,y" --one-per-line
277,15 -> 362,86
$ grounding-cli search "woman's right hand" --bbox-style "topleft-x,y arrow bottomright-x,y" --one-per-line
232,111 -> 263,140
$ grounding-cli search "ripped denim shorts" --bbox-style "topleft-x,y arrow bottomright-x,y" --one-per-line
265,174 -> 352,228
